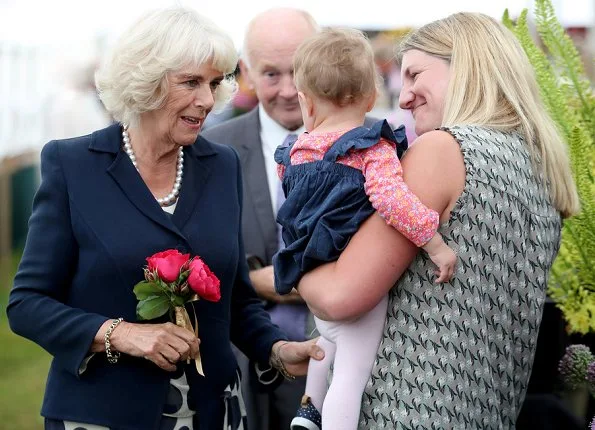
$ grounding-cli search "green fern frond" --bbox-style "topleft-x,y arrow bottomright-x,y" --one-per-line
505,0 -> 595,334
504,9 -> 573,140
502,9 -> 514,31
535,0 -> 595,128
567,127 -> 594,202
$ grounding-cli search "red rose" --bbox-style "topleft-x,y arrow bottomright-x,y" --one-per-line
188,258 -> 221,302
146,249 -> 190,283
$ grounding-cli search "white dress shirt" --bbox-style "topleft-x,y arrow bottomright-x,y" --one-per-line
258,107 -> 304,215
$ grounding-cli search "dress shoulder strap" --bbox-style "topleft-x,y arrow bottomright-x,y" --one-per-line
323,119 -> 408,162
273,134 -> 299,167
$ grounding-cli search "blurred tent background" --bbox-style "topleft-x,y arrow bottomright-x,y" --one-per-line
0,0 -> 593,158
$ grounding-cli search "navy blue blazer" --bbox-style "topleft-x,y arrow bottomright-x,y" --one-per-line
7,123 -> 286,429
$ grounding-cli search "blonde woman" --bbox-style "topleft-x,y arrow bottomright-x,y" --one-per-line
269,28 -> 456,430
297,12 -> 579,429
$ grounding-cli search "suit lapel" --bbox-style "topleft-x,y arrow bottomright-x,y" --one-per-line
237,110 -> 277,255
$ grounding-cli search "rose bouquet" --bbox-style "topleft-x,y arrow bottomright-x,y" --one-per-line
133,249 -> 221,375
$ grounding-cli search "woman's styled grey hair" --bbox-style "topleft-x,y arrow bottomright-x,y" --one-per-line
96,6 -> 238,127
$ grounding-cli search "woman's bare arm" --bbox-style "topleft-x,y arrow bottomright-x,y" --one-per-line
298,130 -> 465,320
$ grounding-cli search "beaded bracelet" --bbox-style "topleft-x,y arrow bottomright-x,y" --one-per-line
269,341 -> 296,380
104,318 -> 123,364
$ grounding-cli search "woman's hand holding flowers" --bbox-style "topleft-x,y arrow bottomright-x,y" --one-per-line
111,321 -> 200,371
91,249 -> 219,373
93,320 -> 200,372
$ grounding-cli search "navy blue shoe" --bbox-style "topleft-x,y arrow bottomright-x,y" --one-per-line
290,395 -> 322,430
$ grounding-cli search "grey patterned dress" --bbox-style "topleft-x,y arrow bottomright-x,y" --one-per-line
359,126 -> 562,430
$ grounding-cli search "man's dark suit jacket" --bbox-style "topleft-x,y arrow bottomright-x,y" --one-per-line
202,108 -> 381,430
6,123 -> 285,430
203,107 -> 304,430
203,107 -> 278,266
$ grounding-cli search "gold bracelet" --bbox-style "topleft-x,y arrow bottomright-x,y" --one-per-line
104,318 -> 123,364
269,341 -> 295,380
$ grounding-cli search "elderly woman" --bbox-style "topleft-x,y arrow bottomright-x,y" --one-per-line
298,12 -> 579,430
7,7 -> 321,430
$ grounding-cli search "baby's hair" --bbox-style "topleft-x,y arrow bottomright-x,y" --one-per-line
294,27 -> 381,107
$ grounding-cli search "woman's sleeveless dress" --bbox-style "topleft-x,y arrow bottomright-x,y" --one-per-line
359,126 -> 562,429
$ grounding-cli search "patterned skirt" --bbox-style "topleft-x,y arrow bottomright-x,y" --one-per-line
45,369 -> 247,430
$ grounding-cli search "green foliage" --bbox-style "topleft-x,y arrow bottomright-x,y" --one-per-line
504,0 -> 595,334
136,295 -> 170,320
132,281 -> 162,300
133,269 -> 197,321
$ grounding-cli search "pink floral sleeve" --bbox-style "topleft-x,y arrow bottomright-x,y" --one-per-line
359,138 -> 439,247
277,163 -> 286,180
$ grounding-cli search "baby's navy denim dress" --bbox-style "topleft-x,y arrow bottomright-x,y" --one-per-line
273,120 -> 408,295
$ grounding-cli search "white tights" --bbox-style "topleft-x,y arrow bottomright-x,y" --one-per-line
306,294 -> 388,430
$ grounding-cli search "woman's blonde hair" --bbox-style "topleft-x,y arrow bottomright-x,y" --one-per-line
398,12 -> 579,218
293,27 -> 382,107
96,6 -> 238,127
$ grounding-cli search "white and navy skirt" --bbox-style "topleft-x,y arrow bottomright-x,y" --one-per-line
45,369 -> 247,430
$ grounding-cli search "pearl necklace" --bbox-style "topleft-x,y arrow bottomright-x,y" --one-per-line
122,127 -> 184,207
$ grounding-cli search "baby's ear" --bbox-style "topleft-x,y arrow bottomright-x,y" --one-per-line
297,91 -> 307,107
366,91 -> 378,112
298,91 -> 315,117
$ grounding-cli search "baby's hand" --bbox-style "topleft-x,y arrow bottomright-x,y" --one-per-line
422,234 -> 457,283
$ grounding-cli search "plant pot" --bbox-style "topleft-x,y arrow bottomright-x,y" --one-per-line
561,384 -> 590,421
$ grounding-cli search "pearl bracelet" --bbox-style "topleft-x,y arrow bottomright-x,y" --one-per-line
104,318 -> 123,364
269,341 -> 295,380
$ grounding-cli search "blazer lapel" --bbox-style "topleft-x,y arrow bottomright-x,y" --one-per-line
172,137 -> 215,229
91,124 -> 185,238
108,152 -> 186,236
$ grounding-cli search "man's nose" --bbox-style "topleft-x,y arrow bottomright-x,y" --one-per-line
278,74 -> 297,99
